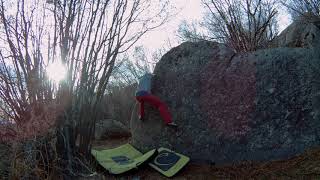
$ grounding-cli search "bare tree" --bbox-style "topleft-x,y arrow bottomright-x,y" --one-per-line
0,0 -> 170,175
111,42 -> 173,87
177,20 -> 210,42
179,0 -> 279,52
0,0 -> 55,135
281,0 -> 320,19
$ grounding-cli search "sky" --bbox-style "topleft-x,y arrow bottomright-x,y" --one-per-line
137,0 -> 292,53
137,0 -> 204,50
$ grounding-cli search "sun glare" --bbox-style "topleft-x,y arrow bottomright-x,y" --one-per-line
46,61 -> 67,83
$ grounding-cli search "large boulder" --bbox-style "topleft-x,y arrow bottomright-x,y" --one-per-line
271,15 -> 320,48
0,143 -> 11,177
130,40 -> 320,164
95,119 -> 131,140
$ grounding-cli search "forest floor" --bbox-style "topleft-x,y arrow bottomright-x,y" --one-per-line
88,136 -> 320,180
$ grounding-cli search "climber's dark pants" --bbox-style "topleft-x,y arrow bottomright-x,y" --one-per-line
135,93 -> 172,124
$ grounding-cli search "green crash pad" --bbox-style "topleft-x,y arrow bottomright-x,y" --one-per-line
149,147 -> 190,177
91,144 -> 156,174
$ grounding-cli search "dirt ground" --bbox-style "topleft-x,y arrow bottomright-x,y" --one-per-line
89,137 -> 320,180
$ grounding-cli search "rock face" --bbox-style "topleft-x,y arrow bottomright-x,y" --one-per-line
0,144 -> 11,176
130,39 -> 320,164
271,15 -> 320,48
95,119 -> 131,140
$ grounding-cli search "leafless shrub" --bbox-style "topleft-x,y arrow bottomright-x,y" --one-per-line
101,84 -> 137,127
281,0 -> 320,19
179,0 -> 279,52
0,0 -> 171,176
177,20 -> 211,42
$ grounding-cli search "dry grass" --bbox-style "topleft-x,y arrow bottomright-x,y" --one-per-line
0,133 -> 61,180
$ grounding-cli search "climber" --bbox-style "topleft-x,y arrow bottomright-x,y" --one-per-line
135,73 -> 177,127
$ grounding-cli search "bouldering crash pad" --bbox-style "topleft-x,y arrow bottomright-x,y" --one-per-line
149,147 -> 190,177
91,144 -> 156,174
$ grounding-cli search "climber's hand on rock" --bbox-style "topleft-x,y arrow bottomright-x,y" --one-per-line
167,122 -> 177,127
